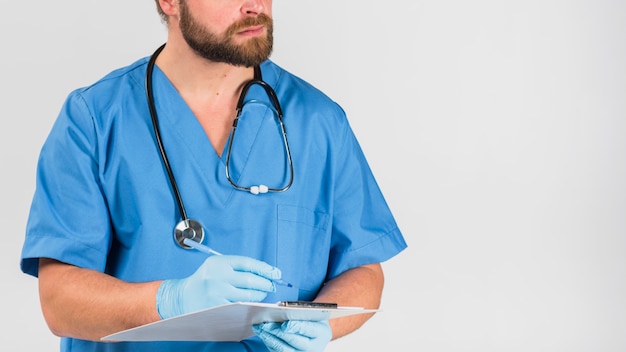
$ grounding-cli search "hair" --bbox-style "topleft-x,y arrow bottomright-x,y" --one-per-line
155,0 -> 167,23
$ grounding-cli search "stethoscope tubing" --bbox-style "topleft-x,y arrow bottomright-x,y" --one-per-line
145,44 -> 189,221
226,78 -> 294,193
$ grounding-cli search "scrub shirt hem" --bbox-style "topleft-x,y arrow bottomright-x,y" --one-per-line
21,233 -> 109,277
329,227 -> 407,280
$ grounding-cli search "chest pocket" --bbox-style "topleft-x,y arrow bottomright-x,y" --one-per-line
276,205 -> 330,300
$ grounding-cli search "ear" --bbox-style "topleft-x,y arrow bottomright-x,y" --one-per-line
158,0 -> 180,18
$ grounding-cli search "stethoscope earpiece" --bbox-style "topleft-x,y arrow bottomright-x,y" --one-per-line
249,184 -> 269,195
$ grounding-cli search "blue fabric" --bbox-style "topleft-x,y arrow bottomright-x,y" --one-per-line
21,57 -> 407,352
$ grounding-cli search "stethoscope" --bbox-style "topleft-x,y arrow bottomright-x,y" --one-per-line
145,44 -> 294,249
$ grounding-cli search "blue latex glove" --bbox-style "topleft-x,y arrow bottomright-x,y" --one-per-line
252,320 -> 332,352
156,255 -> 281,319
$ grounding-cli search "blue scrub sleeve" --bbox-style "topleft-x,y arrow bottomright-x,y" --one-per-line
21,90 -> 112,277
326,119 -> 407,280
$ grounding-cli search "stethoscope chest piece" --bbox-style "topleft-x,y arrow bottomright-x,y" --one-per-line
174,219 -> 205,249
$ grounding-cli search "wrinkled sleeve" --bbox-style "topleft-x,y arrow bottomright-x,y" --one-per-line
21,90 -> 112,277
327,111 -> 407,280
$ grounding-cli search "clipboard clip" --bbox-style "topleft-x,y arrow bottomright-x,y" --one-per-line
279,301 -> 338,309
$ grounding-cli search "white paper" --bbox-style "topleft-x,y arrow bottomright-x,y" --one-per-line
102,302 -> 378,342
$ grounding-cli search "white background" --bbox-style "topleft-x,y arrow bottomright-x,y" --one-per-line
2,1 -> 626,351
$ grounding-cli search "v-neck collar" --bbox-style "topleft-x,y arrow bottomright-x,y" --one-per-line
147,63 -> 279,207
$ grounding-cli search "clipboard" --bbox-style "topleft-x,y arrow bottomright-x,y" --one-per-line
102,302 -> 378,342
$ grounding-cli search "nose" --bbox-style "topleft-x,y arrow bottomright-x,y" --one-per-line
241,0 -> 266,15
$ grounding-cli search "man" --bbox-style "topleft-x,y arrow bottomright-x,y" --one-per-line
20,0 -> 407,351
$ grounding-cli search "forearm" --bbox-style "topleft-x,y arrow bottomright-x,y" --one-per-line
314,263 -> 384,340
38,258 -> 162,341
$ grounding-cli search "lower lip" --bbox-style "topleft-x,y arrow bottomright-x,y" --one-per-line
239,26 -> 265,37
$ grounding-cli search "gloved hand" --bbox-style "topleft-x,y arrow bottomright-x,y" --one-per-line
156,255 -> 281,319
252,320 -> 332,352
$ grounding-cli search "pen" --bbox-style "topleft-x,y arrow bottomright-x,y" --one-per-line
182,238 -> 295,288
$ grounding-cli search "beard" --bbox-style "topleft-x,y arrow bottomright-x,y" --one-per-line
179,2 -> 273,67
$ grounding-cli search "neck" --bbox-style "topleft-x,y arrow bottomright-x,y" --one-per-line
154,41 -> 255,100
150,41 -> 256,156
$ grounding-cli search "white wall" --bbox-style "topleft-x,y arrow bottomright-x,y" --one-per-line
2,1 -> 626,351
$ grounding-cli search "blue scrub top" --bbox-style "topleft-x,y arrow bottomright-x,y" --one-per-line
21,56 -> 407,352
